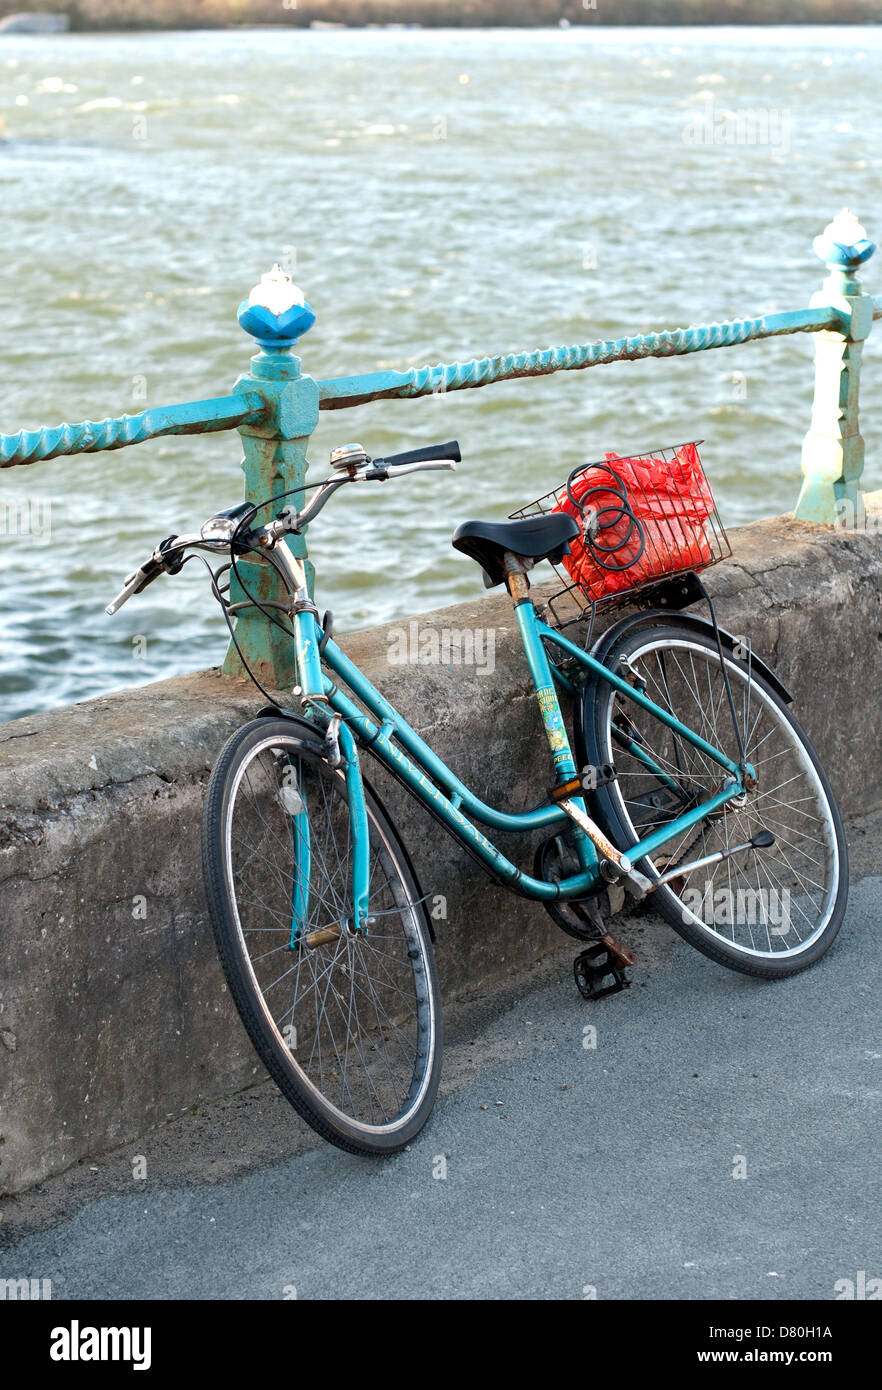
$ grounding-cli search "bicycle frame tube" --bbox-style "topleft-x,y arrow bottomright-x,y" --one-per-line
322,666 -> 600,900
275,537 -> 748,905
306,613 -> 744,900
538,621 -> 745,779
324,627 -> 578,835
280,604 -> 593,899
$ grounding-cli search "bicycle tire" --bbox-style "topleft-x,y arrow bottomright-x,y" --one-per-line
202,716 -> 442,1155
579,623 -> 848,979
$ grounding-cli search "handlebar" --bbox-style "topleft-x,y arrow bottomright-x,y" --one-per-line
104,533 -> 201,614
372,440 -> 461,469
283,442 -> 459,530
374,459 -> 456,479
105,438 -> 460,615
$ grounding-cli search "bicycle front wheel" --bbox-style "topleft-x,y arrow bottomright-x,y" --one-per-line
581,622 -> 848,978
202,716 -> 442,1155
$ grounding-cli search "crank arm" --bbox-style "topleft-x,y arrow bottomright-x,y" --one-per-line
558,799 -> 654,899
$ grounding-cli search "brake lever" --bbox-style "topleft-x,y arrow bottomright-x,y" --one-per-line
105,535 -> 182,615
157,534 -> 185,574
364,459 -> 457,481
105,562 -> 157,615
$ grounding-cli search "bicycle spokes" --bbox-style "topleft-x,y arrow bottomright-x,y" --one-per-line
225,739 -> 435,1130
607,639 -> 840,958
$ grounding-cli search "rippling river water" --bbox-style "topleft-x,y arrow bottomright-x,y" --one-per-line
1,25 -> 880,719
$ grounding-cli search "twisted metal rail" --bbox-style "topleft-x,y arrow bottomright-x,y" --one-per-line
0,211 -> 877,683
0,393 -> 265,469
1,302 -> 864,464
317,306 -> 849,410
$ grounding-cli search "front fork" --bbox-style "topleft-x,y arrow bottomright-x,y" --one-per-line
288,596 -> 371,936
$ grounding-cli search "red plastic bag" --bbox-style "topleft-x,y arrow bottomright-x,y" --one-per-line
554,443 -> 714,601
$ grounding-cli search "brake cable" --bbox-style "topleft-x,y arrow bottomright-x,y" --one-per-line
225,480 -> 319,649
220,475 -> 348,710
184,551 -> 288,709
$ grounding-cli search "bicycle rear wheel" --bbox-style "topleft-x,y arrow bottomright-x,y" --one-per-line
581,622 -> 848,978
202,716 -> 442,1155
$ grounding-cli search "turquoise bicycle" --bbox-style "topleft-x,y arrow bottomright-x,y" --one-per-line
106,437 -> 848,1155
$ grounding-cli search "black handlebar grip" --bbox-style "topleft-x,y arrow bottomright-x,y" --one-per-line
375,439 -> 461,468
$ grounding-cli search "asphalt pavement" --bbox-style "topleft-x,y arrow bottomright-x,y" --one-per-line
2,818 -> 880,1300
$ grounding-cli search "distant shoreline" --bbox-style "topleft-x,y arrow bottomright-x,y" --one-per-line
2,2 -> 880,35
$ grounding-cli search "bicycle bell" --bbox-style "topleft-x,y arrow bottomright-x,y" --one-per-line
330,443 -> 368,473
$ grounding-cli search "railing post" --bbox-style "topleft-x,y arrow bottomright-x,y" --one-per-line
222,266 -> 319,689
795,210 -> 876,524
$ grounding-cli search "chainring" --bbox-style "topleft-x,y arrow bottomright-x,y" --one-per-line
533,831 -> 627,942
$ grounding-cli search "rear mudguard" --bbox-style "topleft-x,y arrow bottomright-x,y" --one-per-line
572,609 -> 792,768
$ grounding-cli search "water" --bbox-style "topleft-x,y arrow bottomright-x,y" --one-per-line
1,25 -> 880,720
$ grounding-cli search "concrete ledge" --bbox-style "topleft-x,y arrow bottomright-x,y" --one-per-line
2,513 -> 881,1193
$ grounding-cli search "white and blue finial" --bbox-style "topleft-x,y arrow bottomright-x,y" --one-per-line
238,264 -> 316,347
814,209 -> 876,270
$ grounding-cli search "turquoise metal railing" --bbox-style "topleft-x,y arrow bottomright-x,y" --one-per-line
1,210 -> 877,687
317,304 -> 858,408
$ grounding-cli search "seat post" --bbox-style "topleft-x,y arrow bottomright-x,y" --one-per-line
506,553 -> 582,793
503,551 -> 533,605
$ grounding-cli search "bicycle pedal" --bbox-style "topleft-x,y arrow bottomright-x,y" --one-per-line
573,941 -> 633,1001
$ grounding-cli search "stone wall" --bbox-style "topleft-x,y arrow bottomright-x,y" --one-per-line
2,513 -> 881,1193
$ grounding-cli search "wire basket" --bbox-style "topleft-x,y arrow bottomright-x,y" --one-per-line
509,440 -> 731,628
